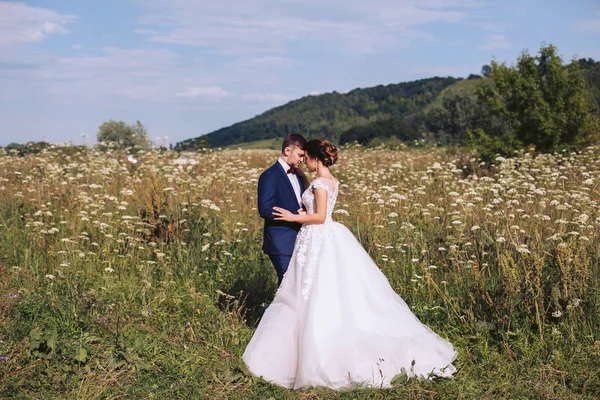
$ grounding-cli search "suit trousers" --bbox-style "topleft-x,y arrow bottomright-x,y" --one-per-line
268,254 -> 292,287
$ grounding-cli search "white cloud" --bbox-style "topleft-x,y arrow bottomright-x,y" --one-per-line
0,44 -> 301,104
235,56 -> 293,67
479,34 -> 510,50
240,93 -> 296,103
177,86 -> 232,98
134,0 -> 479,54
0,47 -> 214,101
72,44 -> 82,50
139,17 -> 379,53
0,2 -> 76,46
221,56 -> 295,85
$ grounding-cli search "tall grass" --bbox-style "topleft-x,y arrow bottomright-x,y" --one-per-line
0,144 -> 599,399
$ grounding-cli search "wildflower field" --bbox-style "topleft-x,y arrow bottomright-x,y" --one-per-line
0,144 -> 599,399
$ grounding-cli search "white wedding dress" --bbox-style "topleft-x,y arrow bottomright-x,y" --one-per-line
243,177 -> 457,390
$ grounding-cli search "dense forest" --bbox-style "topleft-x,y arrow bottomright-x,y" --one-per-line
175,45 -> 600,159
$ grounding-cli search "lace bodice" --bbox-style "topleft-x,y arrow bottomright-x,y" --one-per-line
301,177 -> 339,223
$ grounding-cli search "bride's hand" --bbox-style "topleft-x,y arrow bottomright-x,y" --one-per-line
297,208 -> 307,216
273,206 -> 296,222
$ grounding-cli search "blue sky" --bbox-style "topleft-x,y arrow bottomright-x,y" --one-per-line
1,0 -> 599,146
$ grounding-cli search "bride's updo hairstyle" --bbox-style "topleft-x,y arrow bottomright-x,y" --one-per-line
304,139 -> 338,167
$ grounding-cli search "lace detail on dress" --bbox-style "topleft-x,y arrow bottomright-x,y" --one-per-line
299,226 -> 323,299
297,177 -> 339,299
301,177 -> 339,223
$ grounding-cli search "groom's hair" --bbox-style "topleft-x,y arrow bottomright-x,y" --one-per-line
281,134 -> 307,153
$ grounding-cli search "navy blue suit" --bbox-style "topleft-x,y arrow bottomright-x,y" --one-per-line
258,161 -> 304,285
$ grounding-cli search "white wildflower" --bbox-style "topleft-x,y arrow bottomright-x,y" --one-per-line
551,327 -> 562,337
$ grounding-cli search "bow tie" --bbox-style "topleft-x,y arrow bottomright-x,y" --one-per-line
287,168 -> 296,175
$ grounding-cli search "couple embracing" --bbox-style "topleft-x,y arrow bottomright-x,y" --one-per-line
243,134 -> 457,390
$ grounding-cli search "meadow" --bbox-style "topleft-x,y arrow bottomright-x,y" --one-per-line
0,144 -> 599,399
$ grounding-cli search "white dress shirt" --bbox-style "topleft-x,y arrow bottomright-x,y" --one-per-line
278,157 -> 303,207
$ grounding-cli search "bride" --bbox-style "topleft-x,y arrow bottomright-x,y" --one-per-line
243,139 -> 457,390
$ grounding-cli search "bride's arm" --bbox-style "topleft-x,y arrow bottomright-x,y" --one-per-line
273,188 -> 327,225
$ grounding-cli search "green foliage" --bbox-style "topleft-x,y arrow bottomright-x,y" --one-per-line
466,128 -> 522,162
174,135 -> 210,151
339,115 -> 422,145
481,64 -> 492,77
476,44 -> 600,154
423,77 -> 481,112
175,77 -> 458,150
345,77 -> 508,149
97,120 -> 150,151
338,78 -> 491,147
2,141 -> 51,156
580,58 -> 600,110
225,137 -> 281,150
1,142 -> 90,158
423,93 -> 490,146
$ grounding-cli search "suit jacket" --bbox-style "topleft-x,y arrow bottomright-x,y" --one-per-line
257,161 -> 304,255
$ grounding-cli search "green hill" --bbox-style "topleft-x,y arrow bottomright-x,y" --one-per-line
174,57 -> 600,151
423,76 -> 483,113
175,77 -> 458,150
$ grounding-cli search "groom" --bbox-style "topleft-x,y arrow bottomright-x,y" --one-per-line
258,134 -> 308,286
